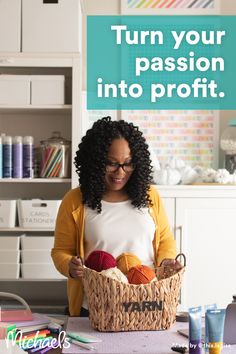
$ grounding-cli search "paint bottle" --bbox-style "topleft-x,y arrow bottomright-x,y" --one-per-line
0,133 -> 6,179
2,135 -> 12,178
13,136 -> 23,178
189,306 -> 202,354
23,136 -> 34,178
0,135 -> 2,178
206,309 -> 225,354
223,295 -> 236,345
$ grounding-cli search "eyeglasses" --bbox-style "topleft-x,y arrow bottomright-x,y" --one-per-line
105,160 -> 135,173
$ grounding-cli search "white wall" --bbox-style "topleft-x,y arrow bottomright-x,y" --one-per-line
82,0 -> 119,14
82,0 -> 236,167
219,1 -> 236,165
82,0 -> 119,88
221,1 -> 236,14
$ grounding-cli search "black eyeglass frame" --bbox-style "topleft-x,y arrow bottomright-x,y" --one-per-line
105,161 -> 136,173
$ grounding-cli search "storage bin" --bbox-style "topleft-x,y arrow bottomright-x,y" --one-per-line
0,250 -> 20,264
21,249 -> 52,263
22,0 -> 81,52
21,263 -> 65,279
21,236 -> 54,250
0,0 -> 21,52
0,264 -> 20,279
0,236 -> 20,250
0,76 -> 31,105
31,76 -> 65,105
0,200 -> 17,228
17,199 -> 61,229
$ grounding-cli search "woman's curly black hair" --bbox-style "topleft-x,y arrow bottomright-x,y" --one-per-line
74,117 -> 153,212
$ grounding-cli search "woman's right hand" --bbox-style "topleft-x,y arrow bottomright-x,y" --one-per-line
69,256 -> 84,278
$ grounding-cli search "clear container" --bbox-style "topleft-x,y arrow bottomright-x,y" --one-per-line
40,131 -> 71,178
220,119 -> 236,173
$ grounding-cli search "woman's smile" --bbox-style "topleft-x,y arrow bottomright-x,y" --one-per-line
109,175 -> 127,186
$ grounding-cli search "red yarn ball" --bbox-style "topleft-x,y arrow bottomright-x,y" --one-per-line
127,265 -> 156,284
84,250 -> 117,272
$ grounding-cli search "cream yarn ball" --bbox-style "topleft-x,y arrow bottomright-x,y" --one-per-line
100,267 -> 128,283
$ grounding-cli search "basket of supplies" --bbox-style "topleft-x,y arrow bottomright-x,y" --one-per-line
82,253 -> 186,332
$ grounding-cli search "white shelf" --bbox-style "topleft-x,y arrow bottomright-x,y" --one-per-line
0,227 -> 54,232
0,178 -> 71,183
0,104 -> 72,113
0,54 -> 79,67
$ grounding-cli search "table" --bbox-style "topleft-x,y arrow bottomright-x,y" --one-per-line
60,318 -> 236,354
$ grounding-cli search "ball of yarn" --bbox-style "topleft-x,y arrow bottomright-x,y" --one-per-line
84,250 -> 116,272
127,265 -> 156,285
101,267 -> 128,283
116,252 -> 142,275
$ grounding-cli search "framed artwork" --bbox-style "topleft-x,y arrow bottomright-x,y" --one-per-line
121,110 -> 219,168
121,0 -> 220,15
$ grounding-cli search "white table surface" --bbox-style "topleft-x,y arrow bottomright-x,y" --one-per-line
62,318 -> 236,354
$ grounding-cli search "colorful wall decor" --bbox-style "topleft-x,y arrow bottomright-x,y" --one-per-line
122,110 -> 219,168
121,0 -> 220,14
125,0 -> 215,10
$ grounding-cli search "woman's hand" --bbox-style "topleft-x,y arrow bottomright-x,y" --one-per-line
69,256 -> 84,278
161,258 -> 182,271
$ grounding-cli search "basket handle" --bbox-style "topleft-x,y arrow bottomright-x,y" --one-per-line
175,253 -> 186,267
77,256 -> 84,266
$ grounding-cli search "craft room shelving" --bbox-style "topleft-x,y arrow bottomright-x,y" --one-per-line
0,54 -> 81,312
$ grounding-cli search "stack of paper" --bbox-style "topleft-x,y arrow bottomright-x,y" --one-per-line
1,313 -> 51,335
12,313 -> 51,333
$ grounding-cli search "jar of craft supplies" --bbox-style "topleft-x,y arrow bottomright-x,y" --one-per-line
220,119 -> 236,174
40,131 -> 71,178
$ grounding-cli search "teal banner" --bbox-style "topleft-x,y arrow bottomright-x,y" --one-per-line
87,16 -> 236,110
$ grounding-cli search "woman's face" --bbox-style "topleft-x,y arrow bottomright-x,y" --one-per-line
104,138 -> 133,193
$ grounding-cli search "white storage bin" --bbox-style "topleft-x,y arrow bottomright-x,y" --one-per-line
0,236 -> 20,250
0,200 -> 17,228
22,0 -> 81,52
0,250 -> 20,264
0,264 -> 20,279
21,236 -> 54,250
21,263 -> 65,279
0,0 -> 21,52
21,249 -> 52,263
31,76 -> 65,105
0,76 -> 31,105
18,199 -> 61,229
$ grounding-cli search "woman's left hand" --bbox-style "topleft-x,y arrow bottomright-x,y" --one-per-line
160,258 -> 182,271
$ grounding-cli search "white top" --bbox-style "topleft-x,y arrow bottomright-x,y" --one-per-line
82,199 -> 156,310
84,200 -> 156,266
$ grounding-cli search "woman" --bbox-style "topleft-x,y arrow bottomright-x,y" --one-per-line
51,117 -> 180,316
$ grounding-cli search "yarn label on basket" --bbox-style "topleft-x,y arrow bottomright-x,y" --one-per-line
123,300 -> 163,312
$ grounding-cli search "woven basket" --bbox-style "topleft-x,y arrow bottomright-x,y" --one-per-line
83,254 -> 185,332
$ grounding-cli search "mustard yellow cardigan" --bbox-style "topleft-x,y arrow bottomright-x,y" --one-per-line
51,185 -> 176,315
